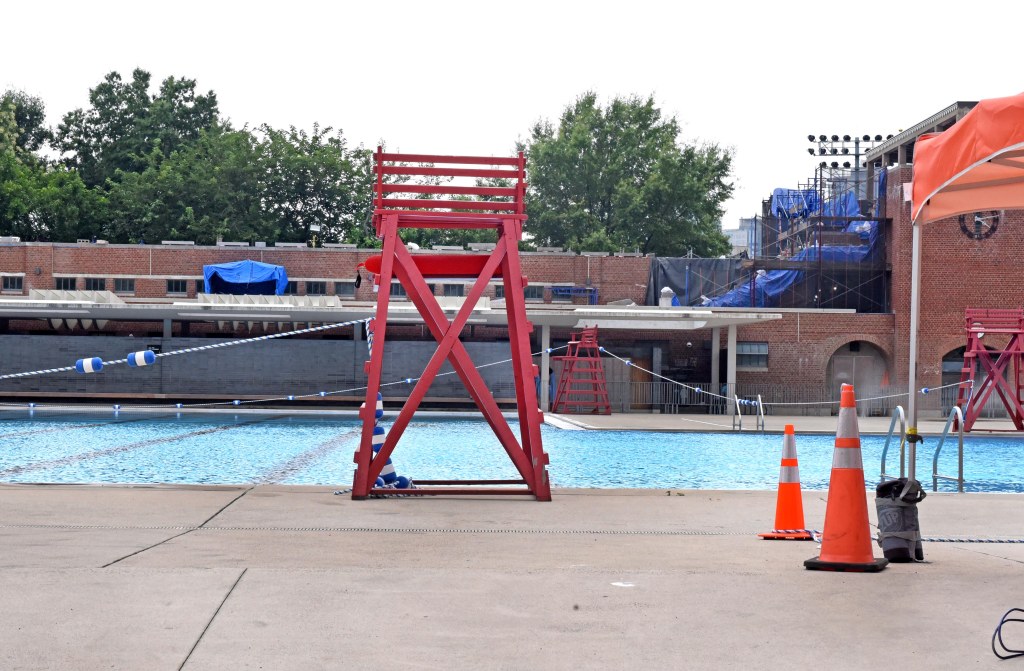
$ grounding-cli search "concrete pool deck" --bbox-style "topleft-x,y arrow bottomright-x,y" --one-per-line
1,481 -> 1022,669
2,409 -> 1021,668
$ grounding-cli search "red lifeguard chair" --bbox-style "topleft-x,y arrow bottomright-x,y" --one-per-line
551,327 -> 612,415
351,149 -> 552,500
955,308 -> 1024,431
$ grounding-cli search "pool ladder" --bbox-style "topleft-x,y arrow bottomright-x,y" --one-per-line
731,394 -> 765,432
879,405 -> 964,492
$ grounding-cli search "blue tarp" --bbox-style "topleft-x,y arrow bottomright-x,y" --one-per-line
821,190 -> 861,225
203,260 -> 289,295
703,241 -> 880,308
703,171 -> 888,309
770,188 -> 820,220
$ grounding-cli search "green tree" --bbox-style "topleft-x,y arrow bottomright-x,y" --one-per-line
53,69 -> 219,188
260,124 -> 374,246
0,90 -> 51,154
525,93 -> 733,257
104,127 -> 276,245
0,101 -> 99,241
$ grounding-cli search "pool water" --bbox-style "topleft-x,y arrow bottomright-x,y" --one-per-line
0,410 -> 1021,492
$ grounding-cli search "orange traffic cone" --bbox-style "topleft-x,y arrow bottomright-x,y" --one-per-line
805,384 -> 888,572
759,424 -> 813,540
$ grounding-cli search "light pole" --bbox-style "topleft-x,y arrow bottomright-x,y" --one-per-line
807,134 -> 893,207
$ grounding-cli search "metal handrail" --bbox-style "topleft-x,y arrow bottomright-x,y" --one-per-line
932,406 -> 965,492
756,394 -> 766,432
879,405 -> 906,482
732,395 -> 742,431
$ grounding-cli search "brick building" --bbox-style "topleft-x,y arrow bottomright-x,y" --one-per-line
0,100 -> 1014,415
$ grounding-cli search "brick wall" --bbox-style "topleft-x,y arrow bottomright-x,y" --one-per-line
5,202 -> 1023,404
885,165 -> 1024,389
0,244 -> 649,304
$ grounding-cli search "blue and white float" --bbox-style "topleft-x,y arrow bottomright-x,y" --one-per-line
75,357 -> 103,374
126,350 -> 157,367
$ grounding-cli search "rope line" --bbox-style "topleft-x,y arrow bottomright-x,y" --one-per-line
599,346 -> 969,409
0,318 -> 373,382
0,344 -> 569,412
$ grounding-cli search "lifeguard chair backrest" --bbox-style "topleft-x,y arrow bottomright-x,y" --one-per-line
372,148 -> 526,236
965,308 -> 1024,336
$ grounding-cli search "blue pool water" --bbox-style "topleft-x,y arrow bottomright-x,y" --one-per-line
0,410 -> 1021,492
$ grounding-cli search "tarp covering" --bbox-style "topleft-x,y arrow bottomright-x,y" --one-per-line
646,257 -> 745,307
770,188 -> 820,220
912,92 -> 1024,224
821,190 -> 862,225
203,260 -> 289,295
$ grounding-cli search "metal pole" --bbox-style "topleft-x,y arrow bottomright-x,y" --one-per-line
540,324 -> 551,411
854,137 -> 861,201
906,221 -> 923,481
726,325 -> 737,416
685,265 -> 689,306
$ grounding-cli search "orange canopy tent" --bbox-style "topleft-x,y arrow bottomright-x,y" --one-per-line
905,92 -> 1024,457
912,92 -> 1024,225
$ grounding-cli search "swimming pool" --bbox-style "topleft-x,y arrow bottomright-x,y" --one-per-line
0,409 -> 1021,492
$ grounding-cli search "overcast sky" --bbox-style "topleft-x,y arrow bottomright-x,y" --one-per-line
3,1 -> 1020,229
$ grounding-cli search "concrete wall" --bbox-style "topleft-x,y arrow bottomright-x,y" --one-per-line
0,335 -> 517,403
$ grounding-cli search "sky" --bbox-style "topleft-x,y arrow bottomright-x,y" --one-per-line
3,1 -> 1021,229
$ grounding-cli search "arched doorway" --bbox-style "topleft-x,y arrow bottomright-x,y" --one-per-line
827,341 -> 887,413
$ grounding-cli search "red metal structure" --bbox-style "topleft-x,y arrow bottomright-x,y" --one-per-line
351,149 -> 552,500
551,327 -> 612,415
955,309 -> 1024,431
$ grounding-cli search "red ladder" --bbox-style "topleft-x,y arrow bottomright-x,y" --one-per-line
955,308 -> 1024,431
351,149 -> 551,500
551,327 -> 612,415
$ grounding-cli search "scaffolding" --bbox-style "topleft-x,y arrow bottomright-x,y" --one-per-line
689,163 -> 891,313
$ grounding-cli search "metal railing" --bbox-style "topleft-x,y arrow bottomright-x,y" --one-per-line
879,405 -> 906,482
932,406 -> 965,492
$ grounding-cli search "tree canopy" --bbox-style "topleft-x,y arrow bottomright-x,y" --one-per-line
2,74 -> 735,256
54,69 -> 220,189
525,93 -> 734,256
2,70 -> 378,245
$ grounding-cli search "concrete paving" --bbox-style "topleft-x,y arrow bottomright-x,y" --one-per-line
1,480 -> 1022,670
2,407 -> 1021,669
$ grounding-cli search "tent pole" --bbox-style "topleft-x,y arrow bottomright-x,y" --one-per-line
906,220 -> 922,480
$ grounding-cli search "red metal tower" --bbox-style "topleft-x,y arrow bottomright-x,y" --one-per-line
551,327 -> 612,415
351,149 -> 551,500
955,308 -> 1024,431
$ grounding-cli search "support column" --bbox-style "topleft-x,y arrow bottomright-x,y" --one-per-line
162,319 -> 173,339
652,345 -> 663,412
710,326 -> 721,391
540,324 -> 551,411
726,324 -> 738,416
